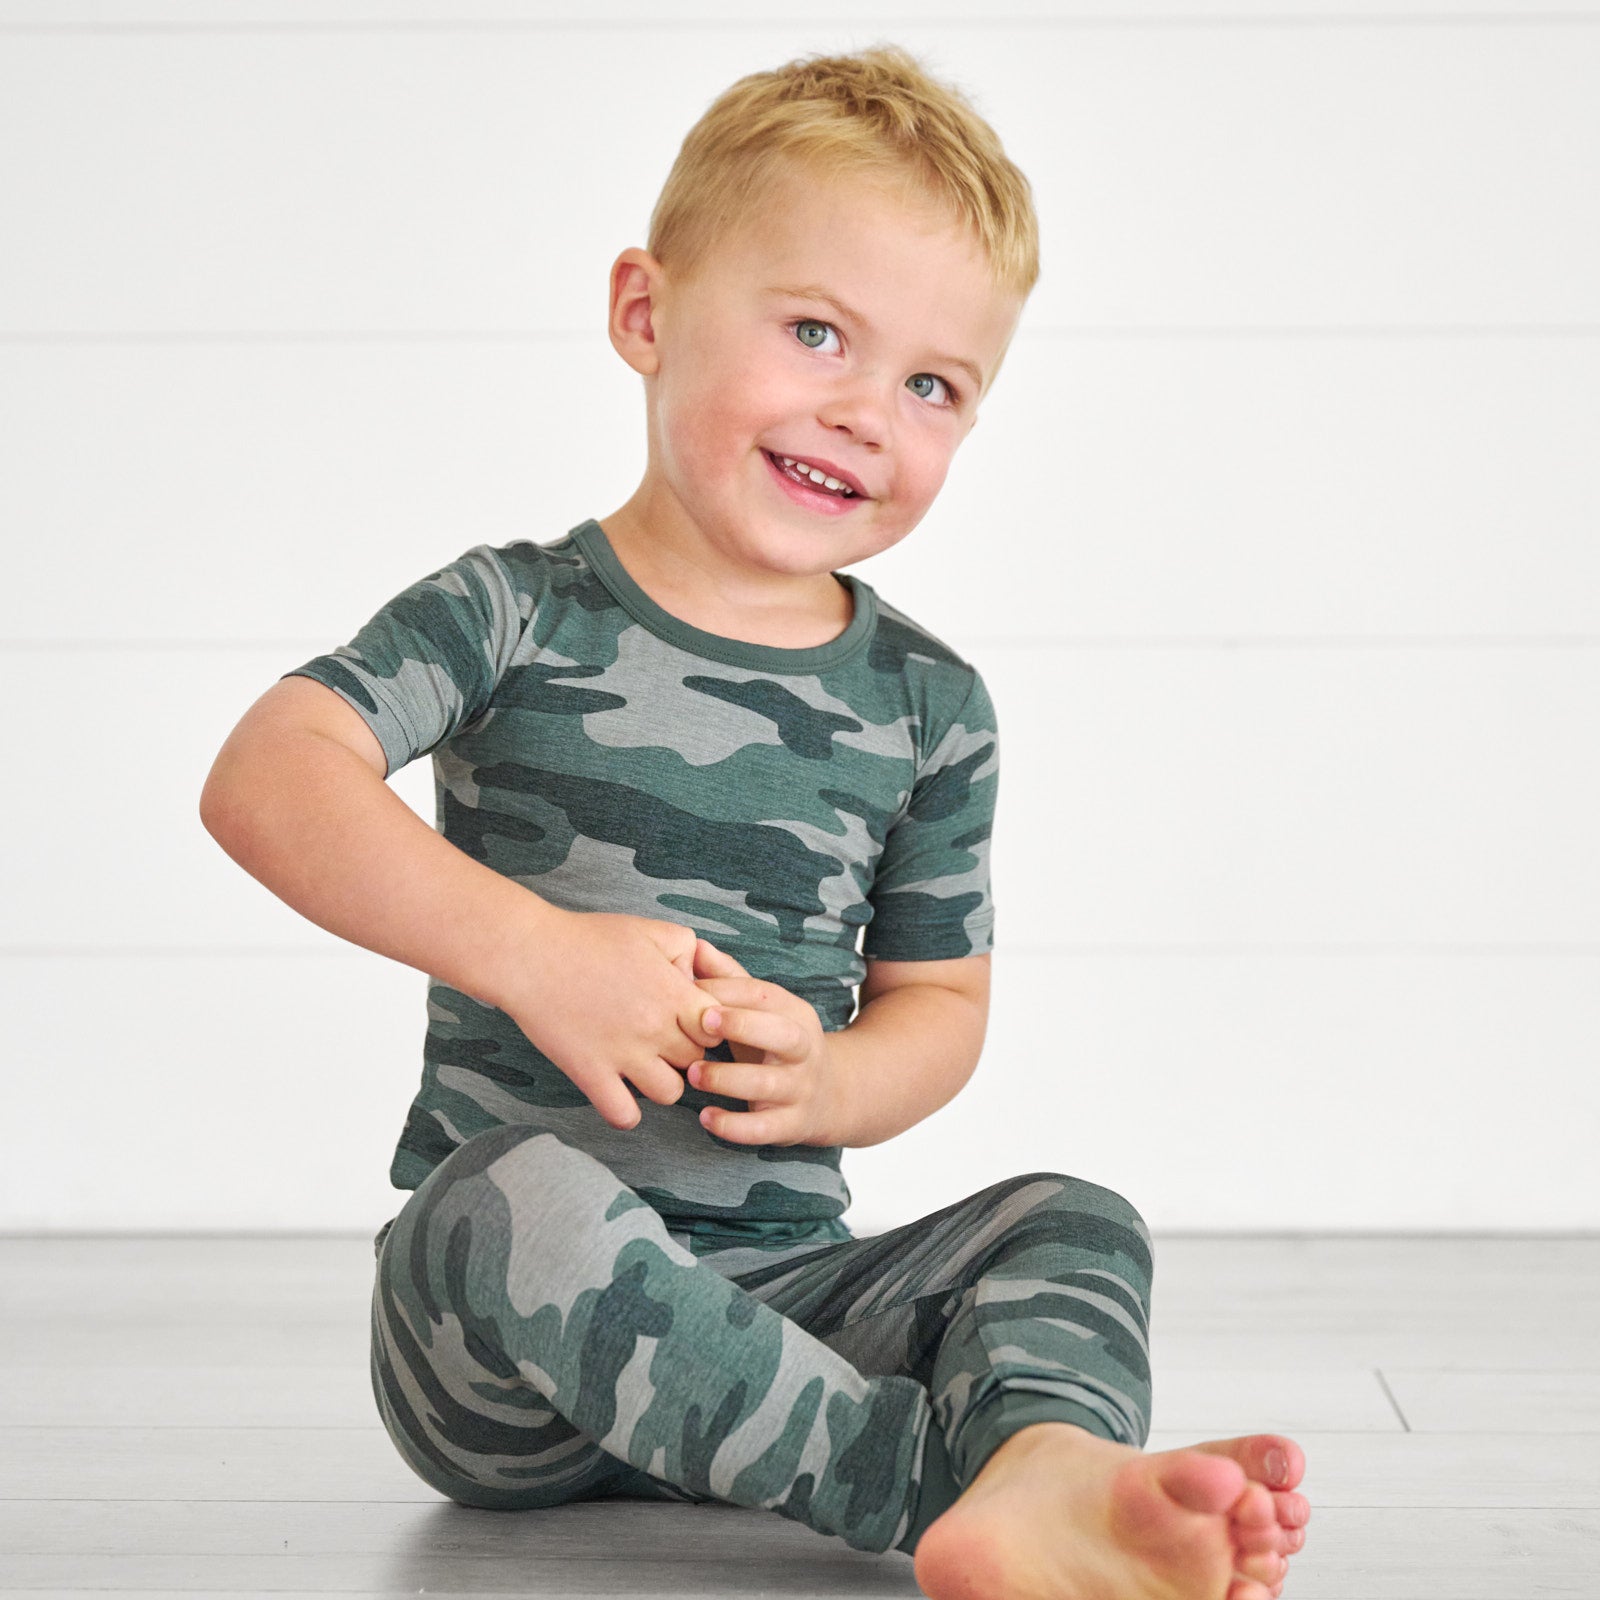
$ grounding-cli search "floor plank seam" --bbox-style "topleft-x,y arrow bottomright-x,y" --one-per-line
1373,1367 -> 1413,1430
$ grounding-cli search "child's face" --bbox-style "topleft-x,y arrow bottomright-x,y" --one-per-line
615,165 -> 1024,588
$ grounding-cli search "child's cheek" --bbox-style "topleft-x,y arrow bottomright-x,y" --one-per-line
667,377 -> 740,466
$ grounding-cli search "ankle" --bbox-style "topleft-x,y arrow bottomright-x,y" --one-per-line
983,1419 -> 1110,1471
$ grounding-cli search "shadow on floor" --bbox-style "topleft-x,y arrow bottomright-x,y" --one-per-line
372,1495 -> 926,1596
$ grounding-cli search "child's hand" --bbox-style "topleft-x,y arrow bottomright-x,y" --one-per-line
496,909 -> 723,1132
687,939 -> 835,1147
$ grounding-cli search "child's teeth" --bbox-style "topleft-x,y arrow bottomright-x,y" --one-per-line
777,454 -> 854,496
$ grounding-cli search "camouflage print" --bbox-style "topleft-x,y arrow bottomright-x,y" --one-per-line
283,520 -> 998,1251
287,522 -> 1150,1551
370,1121 -> 1154,1555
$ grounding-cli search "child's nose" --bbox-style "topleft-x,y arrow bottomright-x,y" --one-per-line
816,382 -> 890,452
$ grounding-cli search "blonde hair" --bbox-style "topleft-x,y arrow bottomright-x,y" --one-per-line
647,44 -> 1039,302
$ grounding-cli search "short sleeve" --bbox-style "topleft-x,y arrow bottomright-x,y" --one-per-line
279,543 -> 525,779
862,667 -> 998,960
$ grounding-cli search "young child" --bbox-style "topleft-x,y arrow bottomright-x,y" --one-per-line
201,45 -> 1310,1599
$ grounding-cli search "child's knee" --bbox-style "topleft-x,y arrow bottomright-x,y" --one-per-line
1002,1171 -> 1154,1280
1059,1173 -> 1148,1240
1000,1169 -> 1148,1234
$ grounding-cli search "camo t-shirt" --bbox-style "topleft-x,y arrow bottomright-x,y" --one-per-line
283,518 -> 997,1257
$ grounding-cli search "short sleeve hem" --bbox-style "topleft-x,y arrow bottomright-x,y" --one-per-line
280,661 -> 420,779
861,912 -> 995,962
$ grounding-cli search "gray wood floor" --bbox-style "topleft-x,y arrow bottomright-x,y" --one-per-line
1,1234 -> 1596,1598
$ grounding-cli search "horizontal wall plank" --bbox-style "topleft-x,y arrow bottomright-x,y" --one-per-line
855,945 -> 1600,1232
3,334 -> 1596,643
982,643 -> 1600,946
1,23 -> 1595,330
6,642 -> 1593,949
0,951 -> 422,1231
3,947 -> 1596,1231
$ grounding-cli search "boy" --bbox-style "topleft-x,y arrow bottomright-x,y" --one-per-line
201,45 -> 1309,1599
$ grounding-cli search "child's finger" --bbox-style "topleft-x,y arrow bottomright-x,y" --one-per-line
576,1063 -> 647,1130
677,1006 -> 722,1052
703,1004 -> 800,1059
689,1058 -> 792,1105
692,937 -> 749,979
628,1053 -> 694,1110
698,1103 -> 781,1146
692,975 -> 771,1010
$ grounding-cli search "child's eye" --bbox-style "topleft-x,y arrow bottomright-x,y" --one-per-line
907,372 -> 955,406
792,319 -> 839,351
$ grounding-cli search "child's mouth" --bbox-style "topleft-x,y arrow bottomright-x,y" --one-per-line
762,450 -> 865,515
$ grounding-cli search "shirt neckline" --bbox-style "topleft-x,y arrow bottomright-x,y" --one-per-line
571,518 -> 876,673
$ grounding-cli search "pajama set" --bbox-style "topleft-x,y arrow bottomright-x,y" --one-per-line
284,518 -> 1154,1555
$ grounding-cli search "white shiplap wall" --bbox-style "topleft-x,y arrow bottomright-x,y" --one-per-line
2,1 -> 1596,1233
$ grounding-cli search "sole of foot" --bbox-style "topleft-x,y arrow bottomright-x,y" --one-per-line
913,1423 -> 1305,1600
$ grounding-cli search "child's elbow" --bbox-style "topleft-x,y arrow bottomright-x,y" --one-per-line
198,756 -> 250,843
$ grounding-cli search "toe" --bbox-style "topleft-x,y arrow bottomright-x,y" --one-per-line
1226,1579 -> 1276,1600
1195,1433 -> 1306,1491
1150,1450 -> 1249,1517
1230,1480 -> 1278,1530
1275,1488 -> 1312,1528
1236,1550 -> 1288,1588
1234,1519 -> 1291,1557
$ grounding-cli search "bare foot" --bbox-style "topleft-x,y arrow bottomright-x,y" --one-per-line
913,1423 -> 1309,1600
1189,1434 -> 1312,1569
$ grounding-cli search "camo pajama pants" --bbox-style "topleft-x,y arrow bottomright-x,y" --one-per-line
369,1120 -> 1154,1556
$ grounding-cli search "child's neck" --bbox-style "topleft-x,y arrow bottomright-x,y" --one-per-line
596,505 -> 855,651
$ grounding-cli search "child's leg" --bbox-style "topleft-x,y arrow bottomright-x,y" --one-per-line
732,1175 -> 1307,1598
370,1120 -> 951,1554
738,1169 -> 1154,1482
707,1168 -> 1154,1540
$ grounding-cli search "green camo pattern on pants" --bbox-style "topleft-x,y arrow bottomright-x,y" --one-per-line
371,1122 -> 1154,1556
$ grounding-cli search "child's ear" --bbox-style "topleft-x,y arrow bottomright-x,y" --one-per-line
607,247 -> 665,376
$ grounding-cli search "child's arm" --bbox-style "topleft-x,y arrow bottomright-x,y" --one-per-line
200,675 -> 718,1130
689,940 -> 987,1149
820,954 -> 989,1147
